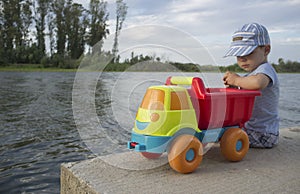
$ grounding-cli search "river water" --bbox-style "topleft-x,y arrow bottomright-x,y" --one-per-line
0,72 -> 299,193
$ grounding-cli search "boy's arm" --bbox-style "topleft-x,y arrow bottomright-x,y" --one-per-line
223,71 -> 270,90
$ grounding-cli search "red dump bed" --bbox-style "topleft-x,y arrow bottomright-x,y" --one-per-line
166,77 -> 261,130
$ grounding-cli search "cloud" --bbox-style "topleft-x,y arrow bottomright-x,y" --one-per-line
282,38 -> 300,45
74,0 -> 300,63
102,25 -> 218,65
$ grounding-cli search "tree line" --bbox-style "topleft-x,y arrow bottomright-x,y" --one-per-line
0,0 -> 127,68
103,53 -> 300,73
219,58 -> 300,73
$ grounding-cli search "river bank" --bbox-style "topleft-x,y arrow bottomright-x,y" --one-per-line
0,64 -> 76,72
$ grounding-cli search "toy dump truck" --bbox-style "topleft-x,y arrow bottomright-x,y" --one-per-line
128,76 -> 261,173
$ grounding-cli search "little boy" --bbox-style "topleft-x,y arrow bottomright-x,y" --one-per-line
223,23 -> 280,148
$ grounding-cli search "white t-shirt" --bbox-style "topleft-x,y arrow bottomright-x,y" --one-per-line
244,63 -> 280,135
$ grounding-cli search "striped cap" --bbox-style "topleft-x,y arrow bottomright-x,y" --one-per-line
224,23 -> 270,57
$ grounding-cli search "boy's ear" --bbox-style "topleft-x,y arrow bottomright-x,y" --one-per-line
265,45 -> 271,56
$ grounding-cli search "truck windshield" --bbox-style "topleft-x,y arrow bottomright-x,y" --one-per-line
170,91 -> 190,110
140,89 -> 165,110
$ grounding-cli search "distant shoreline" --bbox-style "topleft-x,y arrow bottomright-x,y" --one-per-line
0,65 -> 77,72
0,64 -> 299,73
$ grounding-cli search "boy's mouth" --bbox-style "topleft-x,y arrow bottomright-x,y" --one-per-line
241,64 -> 250,69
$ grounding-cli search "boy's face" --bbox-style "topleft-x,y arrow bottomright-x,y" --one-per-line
236,45 -> 270,72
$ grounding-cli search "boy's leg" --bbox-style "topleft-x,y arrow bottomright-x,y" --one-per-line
246,129 -> 279,148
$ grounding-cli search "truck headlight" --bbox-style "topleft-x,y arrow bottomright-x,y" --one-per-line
150,113 -> 160,122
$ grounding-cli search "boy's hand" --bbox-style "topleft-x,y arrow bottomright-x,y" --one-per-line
223,71 -> 240,88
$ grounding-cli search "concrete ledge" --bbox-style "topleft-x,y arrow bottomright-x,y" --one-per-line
61,127 -> 300,194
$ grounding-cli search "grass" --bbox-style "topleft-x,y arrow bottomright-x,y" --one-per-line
0,64 -> 77,72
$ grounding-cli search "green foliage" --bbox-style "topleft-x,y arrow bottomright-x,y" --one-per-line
34,0 -> 49,56
219,63 -> 246,72
170,62 -> 200,72
271,58 -> 300,73
87,0 -> 109,50
103,63 -> 130,71
219,60 -> 300,73
0,0 -> 111,67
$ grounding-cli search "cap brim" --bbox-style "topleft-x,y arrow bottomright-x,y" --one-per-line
224,46 -> 257,57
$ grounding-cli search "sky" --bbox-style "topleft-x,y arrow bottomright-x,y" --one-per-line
75,0 -> 300,66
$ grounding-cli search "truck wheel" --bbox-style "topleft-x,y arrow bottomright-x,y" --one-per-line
168,135 -> 203,174
220,128 -> 249,162
140,152 -> 162,159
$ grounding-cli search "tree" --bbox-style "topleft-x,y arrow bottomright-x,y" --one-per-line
87,0 -> 109,54
112,0 -> 127,62
2,0 -> 18,63
0,1 -> 5,65
1,0 -> 32,63
15,0 -> 33,63
66,3 -> 88,59
33,0 -> 49,60
64,0 -> 73,53
47,7 -> 55,57
20,0 -> 33,45
52,0 -> 67,58
278,58 -> 284,66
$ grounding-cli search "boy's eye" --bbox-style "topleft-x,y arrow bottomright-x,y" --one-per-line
246,46 -> 264,57
247,51 -> 254,56
244,50 -> 256,57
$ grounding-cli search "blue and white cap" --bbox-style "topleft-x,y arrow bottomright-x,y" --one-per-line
224,23 -> 270,57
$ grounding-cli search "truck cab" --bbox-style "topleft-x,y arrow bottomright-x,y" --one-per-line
134,85 -> 199,136
129,85 -> 200,154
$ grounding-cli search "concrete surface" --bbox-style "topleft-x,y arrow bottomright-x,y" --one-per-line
61,127 -> 300,194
